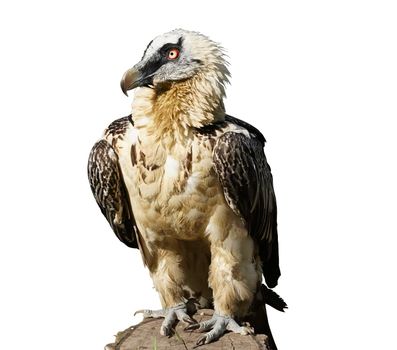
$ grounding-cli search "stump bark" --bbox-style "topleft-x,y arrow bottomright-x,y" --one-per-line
105,309 -> 272,350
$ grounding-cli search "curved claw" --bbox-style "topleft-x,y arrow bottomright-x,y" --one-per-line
135,303 -> 197,337
186,318 -> 215,332
134,309 -> 165,318
180,314 -> 197,325
134,309 -> 150,318
195,336 -> 207,347
185,323 -> 200,331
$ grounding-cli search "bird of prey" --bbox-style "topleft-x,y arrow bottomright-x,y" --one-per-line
88,29 -> 286,348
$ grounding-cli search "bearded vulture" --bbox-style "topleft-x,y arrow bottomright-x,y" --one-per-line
88,29 -> 286,348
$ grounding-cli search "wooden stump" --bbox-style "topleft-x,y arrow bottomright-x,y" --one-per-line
105,309 -> 272,350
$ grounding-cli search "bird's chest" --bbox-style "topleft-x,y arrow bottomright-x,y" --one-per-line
121,137 -> 221,241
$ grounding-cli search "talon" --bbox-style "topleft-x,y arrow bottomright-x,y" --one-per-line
134,309 -> 152,318
160,324 -> 174,337
134,309 -> 143,316
186,318 -> 216,333
185,323 -> 200,331
196,336 -> 207,346
181,316 -> 196,324
175,308 -> 196,325
242,325 -> 255,335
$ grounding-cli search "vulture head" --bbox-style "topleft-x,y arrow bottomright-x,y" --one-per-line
121,29 -> 229,95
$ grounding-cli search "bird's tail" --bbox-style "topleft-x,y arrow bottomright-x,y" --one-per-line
244,284 -> 287,350
261,284 -> 288,312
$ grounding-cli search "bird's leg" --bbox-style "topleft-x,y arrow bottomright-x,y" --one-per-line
186,224 -> 259,345
135,246 -> 198,336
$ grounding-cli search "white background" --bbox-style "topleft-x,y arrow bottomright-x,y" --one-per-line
1,1 -> 396,349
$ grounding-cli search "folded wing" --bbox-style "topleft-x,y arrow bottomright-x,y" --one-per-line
87,139 -> 138,248
213,116 -> 280,288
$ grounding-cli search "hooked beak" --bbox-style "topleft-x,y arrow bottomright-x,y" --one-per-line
120,67 -> 141,96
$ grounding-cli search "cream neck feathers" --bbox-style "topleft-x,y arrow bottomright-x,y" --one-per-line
131,61 -> 229,144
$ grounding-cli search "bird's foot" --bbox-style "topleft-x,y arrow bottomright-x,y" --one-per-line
185,313 -> 254,346
134,301 -> 197,336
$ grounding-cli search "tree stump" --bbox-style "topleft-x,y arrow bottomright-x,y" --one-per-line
105,309 -> 272,350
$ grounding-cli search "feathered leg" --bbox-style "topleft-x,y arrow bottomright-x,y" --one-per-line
136,246 -> 195,335
137,240 -> 212,336
187,216 -> 260,345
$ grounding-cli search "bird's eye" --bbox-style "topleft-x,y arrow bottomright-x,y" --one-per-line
167,48 -> 180,60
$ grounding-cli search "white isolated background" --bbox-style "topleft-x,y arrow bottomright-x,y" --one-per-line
0,1 -> 396,349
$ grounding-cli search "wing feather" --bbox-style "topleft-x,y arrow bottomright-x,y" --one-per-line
87,139 -> 138,248
213,118 -> 280,288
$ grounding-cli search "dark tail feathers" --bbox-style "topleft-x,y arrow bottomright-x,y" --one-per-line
261,284 -> 288,312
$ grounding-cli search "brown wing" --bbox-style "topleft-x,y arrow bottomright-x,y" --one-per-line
213,119 -> 280,288
87,139 -> 138,248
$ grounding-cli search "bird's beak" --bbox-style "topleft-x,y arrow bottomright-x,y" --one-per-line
120,67 -> 141,96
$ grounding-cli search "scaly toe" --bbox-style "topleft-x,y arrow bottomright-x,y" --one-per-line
226,318 -> 254,335
136,303 -> 196,337
188,313 -> 254,346
175,308 -> 196,325
185,318 -> 216,332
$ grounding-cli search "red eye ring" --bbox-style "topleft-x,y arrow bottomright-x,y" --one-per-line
167,48 -> 180,60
